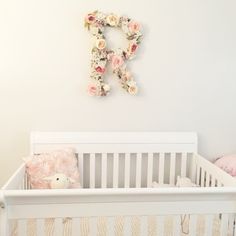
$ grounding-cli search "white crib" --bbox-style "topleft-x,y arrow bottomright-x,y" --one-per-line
1,132 -> 236,236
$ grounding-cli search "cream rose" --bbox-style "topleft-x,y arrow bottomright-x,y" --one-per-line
128,85 -> 138,95
95,38 -> 106,50
106,14 -> 119,26
103,84 -> 110,92
123,71 -> 133,81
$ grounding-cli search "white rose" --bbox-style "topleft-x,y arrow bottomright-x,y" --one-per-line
128,85 -> 138,95
96,12 -> 106,20
90,26 -> 99,35
127,80 -> 136,87
106,14 -> 119,26
103,84 -> 110,92
95,38 -> 106,50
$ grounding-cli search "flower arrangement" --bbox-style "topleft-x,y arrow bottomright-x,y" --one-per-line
84,11 -> 143,97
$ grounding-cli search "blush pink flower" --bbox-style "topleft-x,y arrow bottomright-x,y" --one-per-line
85,13 -> 95,24
128,21 -> 141,34
88,84 -> 98,96
111,55 -> 124,69
128,43 -> 138,54
95,66 -> 106,74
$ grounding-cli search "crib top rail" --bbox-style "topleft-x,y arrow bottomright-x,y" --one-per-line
30,132 -> 198,153
2,187 -> 236,218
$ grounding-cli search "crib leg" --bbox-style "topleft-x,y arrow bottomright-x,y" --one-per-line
0,192 -> 8,236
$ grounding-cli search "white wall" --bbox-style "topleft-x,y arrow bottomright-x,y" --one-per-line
0,0 -> 236,186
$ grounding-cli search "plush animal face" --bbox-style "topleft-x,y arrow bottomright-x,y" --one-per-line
44,173 -> 75,189
176,176 -> 197,187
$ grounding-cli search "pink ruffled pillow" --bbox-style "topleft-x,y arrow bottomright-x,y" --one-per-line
24,148 -> 80,189
214,154 -> 236,177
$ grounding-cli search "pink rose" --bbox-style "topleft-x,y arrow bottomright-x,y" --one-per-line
131,44 -> 138,53
111,55 -> 124,69
128,43 -> 138,55
95,66 -> 106,74
85,14 -> 95,24
128,21 -> 141,34
88,84 -> 98,96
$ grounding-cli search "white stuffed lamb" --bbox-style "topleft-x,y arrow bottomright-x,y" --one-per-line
44,173 -> 75,189
176,176 -> 197,187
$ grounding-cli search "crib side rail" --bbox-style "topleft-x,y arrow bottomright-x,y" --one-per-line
4,188 -> 236,236
1,164 -> 27,190
195,154 -> 236,187
3,188 -> 236,217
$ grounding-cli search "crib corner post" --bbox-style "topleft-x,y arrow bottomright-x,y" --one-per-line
0,191 -> 8,236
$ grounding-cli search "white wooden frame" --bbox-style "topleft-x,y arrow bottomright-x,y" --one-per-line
1,132 -> 236,236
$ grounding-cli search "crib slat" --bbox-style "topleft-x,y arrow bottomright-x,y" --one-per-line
205,172 -> 210,187
90,153 -> 96,188
189,215 -> 197,236
140,216 -> 148,235
158,153 -> 165,184
169,153 -> 176,185
196,166 -> 201,186
123,217 -> 130,236
97,217 -> 107,236
156,216 -> 164,235
211,177 -> 216,187
78,153 -> 84,187
131,216 -> 140,236
147,153 -> 153,187
181,153 -> 187,177
44,218 -> 54,236
124,153 -> 130,188
205,215 -> 213,236
148,216 -> 156,236
200,170 -> 205,187
136,153 -> 142,188
228,214 -> 234,236
189,154 -> 197,182
27,218 -> 36,236
88,217 -> 96,236
220,214 -> 228,236
113,153 -> 119,188
234,215 -> 236,236
80,218 -> 89,236
101,153 -> 107,188
72,218 -> 80,236
64,218 -> 72,236
54,218 -> 63,236
36,219 -> 45,236
106,217 -> 115,236
173,215 -> 181,236
9,220 -> 17,236
115,216 -> 124,236
18,220 -> 27,236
